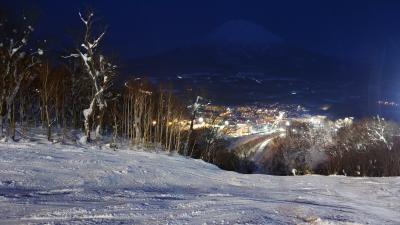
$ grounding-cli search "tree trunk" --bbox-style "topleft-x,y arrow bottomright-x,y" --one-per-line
83,98 -> 96,142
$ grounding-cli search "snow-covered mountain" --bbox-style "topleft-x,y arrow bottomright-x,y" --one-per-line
130,20 -> 365,81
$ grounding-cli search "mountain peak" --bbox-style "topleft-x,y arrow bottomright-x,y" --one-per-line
208,20 -> 282,46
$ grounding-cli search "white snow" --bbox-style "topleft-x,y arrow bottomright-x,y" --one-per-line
78,135 -> 88,145
37,48 -> 44,55
0,140 -> 399,224
83,108 -> 92,120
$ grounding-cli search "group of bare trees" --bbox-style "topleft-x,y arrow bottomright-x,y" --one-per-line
262,121 -> 319,175
119,81 -> 187,151
260,117 -> 400,176
0,11 -> 115,143
326,117 -> 400,176
0,11 -> 198,154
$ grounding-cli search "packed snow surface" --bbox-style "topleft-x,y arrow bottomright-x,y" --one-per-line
0,141 -> 399,224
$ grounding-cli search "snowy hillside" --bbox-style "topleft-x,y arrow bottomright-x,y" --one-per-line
0,141 -> 400,224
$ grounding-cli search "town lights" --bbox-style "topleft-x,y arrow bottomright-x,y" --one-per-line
198,117 -> 204,123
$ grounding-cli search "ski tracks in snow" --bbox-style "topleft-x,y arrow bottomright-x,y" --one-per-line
0,141 -> 399,224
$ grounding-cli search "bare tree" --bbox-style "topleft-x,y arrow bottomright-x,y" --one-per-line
0,15 -> 42,140
183,96 -> 204,155
38,62 -> 54,140
65,12 -> 116,142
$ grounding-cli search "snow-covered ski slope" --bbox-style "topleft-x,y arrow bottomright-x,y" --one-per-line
0,141 -> 399,224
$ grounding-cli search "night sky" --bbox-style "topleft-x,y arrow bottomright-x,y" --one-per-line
3,0 -> 400,113
3,1 -> 400,62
